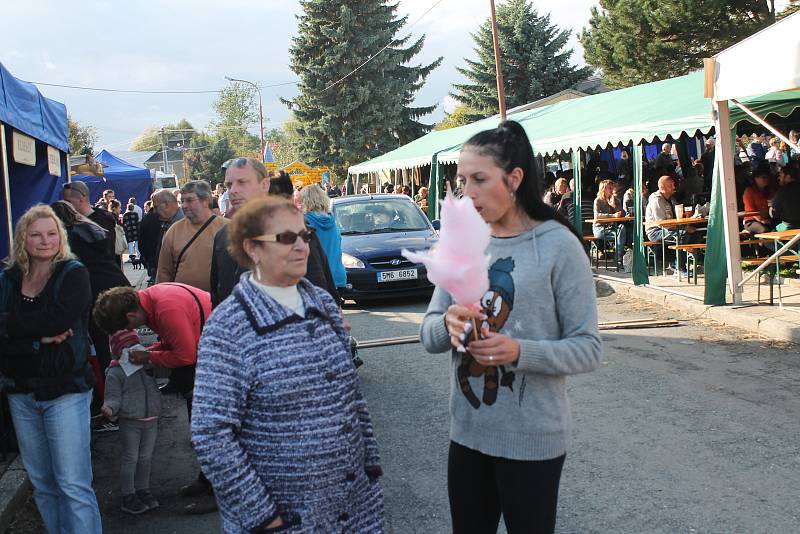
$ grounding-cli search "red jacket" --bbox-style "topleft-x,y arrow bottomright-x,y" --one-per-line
139,283 -> 211,368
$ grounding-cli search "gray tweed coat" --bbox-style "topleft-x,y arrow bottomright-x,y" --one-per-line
191,274 -> 383,534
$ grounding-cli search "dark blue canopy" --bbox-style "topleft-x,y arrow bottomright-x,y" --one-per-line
0,62 -> 68,152
73,150 -> 152,207
0,63 -> 69,260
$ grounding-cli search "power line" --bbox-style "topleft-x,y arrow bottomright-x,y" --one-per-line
321,0 -> 449,92
26,80 -> 298,94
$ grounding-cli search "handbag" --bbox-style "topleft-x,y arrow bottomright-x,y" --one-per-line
114,225 -> 127,255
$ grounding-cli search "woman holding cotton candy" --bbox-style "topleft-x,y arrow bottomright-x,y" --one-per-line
416,121 -> 601,534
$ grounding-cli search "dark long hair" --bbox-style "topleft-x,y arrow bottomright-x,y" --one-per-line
463,121 -> 582,241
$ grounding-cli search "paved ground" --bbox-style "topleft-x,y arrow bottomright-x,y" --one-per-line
7,291 -> 800,533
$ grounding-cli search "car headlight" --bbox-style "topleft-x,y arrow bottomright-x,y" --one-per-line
342,253 -> 365,269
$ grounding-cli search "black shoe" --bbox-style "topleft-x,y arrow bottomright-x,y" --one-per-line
121,494 -> 149,515
179,478 -> 212,497
93,421 -> 119,433
136,490 -> 159,510
159,380 -> 180,395
183,497 -> 218,515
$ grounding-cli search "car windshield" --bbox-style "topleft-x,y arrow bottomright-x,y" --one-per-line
334,199 -> 431,235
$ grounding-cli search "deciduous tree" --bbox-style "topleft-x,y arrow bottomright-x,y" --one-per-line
67,116 -> 97,155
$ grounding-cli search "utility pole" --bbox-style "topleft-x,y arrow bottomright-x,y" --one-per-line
489,0 -> 507,121
160,127 -> 169,175
225,76 -> 265,158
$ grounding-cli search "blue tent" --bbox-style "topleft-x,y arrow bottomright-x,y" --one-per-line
73,149 -> 153,208
0,62 -> 69,260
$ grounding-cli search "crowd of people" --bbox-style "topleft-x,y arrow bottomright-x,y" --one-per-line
537,134 -> 800,275
0,120 -> 605,533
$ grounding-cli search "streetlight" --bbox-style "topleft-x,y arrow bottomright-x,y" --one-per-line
225,76 -> 265,157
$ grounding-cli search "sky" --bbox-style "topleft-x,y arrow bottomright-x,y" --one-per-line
1,0 -> 602,151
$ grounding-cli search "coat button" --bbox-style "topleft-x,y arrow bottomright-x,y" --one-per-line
345,472 -> 356,482
343,422 -> 353,433
325,371 -> 336,382
338,512 -> 349,522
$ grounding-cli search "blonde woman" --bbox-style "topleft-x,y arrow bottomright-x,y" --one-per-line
593,179 -> 627,265
0,205 -> 101,533
300,184 -> 347,289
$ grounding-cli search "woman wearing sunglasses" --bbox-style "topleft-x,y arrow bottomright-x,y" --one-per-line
191,196 -> 384,534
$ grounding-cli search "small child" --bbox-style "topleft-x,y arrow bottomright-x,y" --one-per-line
103,330 -> 162,515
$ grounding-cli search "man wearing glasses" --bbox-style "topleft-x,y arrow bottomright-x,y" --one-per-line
156,181 -> 226,292
209,158 -> 339,307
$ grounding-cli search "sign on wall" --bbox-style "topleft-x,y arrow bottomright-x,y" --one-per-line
12,131 -> 35,166
47,146 -> 61,177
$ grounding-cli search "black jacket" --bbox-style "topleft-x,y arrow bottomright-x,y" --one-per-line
68,222 -> 130,298
88,208 -> 117,258
772,181 -> 800,227
0,260 -> 94,400
138,211 -> 162,267
210,225 -> 339,308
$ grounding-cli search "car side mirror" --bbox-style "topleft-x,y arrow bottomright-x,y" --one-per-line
431,219 -> 441,231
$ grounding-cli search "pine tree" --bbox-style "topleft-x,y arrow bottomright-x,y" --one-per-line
287,0 -> 442,178
450,0 -> 591,122
580,0 -> 774,89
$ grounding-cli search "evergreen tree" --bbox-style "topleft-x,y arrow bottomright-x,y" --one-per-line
450,0 -> 590,122
580,0 -> 775,89
287,0 -> 442,177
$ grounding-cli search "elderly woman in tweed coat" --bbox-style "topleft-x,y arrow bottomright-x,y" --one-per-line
191,196 -> 384,534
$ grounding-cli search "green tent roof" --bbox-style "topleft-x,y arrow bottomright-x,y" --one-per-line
348,71 -> 800,174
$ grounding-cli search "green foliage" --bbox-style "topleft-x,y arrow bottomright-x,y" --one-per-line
286,0 -> 442,177
265,114 -> 302,168
779,0 -> 800,18
67,116 -> 97,155
212,83 -> 261,155
184,135 -> 235,185
580,0 -> 775,89
434,104 -> 478,131
130,118 -> 195,151
451,0 -> 591,122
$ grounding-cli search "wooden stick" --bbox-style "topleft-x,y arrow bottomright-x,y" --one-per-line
354,319 -> 680,349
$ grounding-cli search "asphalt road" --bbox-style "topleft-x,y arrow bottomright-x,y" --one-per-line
8,291 -> 800,533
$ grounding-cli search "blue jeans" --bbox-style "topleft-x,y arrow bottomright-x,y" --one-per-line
8,391 -> 101,534
593,225 -> 627,261
127,241 -> 139,256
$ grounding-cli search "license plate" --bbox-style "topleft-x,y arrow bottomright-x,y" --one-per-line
377,268 -> 418,283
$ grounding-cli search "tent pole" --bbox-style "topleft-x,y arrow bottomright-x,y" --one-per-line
0,124 -> 13,249
713,99 -> 743,304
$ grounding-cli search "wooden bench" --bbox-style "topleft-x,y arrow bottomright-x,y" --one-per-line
740,255 -> 800,305
741,255 -> 799,267
667,244 -> 707,284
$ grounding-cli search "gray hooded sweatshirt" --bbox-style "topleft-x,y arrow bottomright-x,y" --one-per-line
420,220 -> 601,461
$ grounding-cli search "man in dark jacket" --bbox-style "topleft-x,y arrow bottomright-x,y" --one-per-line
139,190 -> 183,284
63,181 -> 116,257
210,159 -> 339,307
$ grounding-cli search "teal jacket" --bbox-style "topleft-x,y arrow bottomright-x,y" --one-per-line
0,260 -> 94,400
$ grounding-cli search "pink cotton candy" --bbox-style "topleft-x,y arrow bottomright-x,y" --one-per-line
402,193 -> 490,306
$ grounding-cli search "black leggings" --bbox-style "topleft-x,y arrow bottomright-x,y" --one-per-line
448,441 -> 565,534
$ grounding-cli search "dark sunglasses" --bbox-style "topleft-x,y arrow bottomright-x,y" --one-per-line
251,228 -> 314,245
222,157 -> 248,170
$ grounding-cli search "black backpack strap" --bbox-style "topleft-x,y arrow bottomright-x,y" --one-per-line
174,216 -> 216,274
163,283 -> 205,330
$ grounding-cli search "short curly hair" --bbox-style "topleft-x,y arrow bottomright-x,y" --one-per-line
227,196 -> 301,268
93,286 -> 140,334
